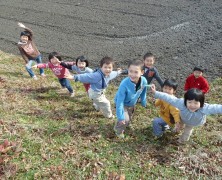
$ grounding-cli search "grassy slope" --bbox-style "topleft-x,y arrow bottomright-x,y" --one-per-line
0,51 -> 221,179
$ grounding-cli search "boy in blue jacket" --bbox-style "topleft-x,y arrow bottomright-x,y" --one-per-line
114,60 -> 148,138
66,56 -> 122,118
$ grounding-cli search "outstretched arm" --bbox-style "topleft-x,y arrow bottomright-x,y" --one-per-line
18,22 -> 33,37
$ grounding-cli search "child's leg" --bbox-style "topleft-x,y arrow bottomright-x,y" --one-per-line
25,60 -> 35,77
63,79 -> 73,93
114,106 -> 134,135
179,124 -> 194,142
35,55 -> 44,75
152,117 -> 168,137
88,89 -> 112,118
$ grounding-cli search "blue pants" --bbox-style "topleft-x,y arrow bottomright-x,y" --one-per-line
25,55 -> 44,77
153,117 -> 169,137
58,78 -> 73,93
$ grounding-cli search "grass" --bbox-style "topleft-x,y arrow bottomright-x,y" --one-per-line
0,51 -> 221,179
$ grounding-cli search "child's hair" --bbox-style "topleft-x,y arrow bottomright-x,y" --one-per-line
143,52 -> 155,60
20,31 -> 31,40
184,88 -> 205,107
76,55 -> 89,67
48,52 -> 62,62
193,66 -> 204,72
163,79 -> 178,91
99,56 -> 114,67
128,60 -> 144,70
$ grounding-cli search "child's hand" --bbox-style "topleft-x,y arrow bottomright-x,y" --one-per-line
18,22 -> 26,28
54,58 -> 61,64
118,120 -> 126,125
173,122 -> 181,132
65,74 -> 74,80
32,65 -> 38,69
150,84 -> 156,93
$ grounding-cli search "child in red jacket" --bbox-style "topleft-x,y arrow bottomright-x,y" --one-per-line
184,66 -> 209,94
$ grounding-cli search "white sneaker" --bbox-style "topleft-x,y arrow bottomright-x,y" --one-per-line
70,92 -> 75,97
108,114 -> 115,119
33,75 -> 38,80
40,73 -> 46,77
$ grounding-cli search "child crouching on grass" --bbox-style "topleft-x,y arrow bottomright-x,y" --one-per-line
33,52 -> 75,97
153,79 -> 180,139
151,85 -> 222,143
114,60 -> 148,138
66,56 -> 122,118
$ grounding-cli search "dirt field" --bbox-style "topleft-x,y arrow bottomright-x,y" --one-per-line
0,0 -> 221,92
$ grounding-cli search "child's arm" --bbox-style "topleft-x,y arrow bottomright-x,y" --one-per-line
202,103 -> 222,115
60,62 -> 73,70
18,22 -> 33,38
65,72 -> 100,84
140,86 -> 147,107
150,84 -> 182,109
18,47 -> 29,63
153,68 -> 164,87
115,87 -> 127,121
201,78 -> 209,94
32,63 -> 48,69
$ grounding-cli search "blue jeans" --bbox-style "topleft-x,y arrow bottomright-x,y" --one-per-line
25,55 -> 44,77
153,117 -> 169,137
58,78 -> 73,93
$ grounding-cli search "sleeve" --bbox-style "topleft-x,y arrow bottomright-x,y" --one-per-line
74,72 -> 100,83
115,85 -> 127,121
37,63 -> 48,69
109,71 -> 121,80
24,27 -> 33,39
85,67 -> 94,73
18,46 -> 29,63
60,62 -> 73,70
169,106 -> 180,123
154,91 -> 183,109
201,78 -> 209,94
184,76 -> 190,91
140,86 -> 147,107
202,103 -> 222,115
155,99 -> 162,107
154,68 -> 164,87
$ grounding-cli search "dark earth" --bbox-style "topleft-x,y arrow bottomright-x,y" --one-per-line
0,0 -> 221,93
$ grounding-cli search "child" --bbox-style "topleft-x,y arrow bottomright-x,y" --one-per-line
57,55 -> 93,93
143,52 -> 163,87
153,79 -> 180,138
33,52 -> 75,97
66,56 -> 122,118
114,60 -> 148,138
184,66 -> 209,94
17,22 -> 45,80
151,85 -> 222,143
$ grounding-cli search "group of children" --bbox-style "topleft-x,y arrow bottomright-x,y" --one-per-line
17,22 -> 222,143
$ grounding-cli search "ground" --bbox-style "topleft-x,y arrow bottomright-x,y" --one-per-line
0,0 -> 221,92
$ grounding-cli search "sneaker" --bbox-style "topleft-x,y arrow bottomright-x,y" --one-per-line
40,73 -> 46,77
108,114 -> 115,119
32,75 -> 38,80
93,103 -> 100,111
70,92 -> 75,97
116,133 -> 125,139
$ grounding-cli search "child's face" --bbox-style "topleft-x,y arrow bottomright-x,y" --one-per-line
101,63 -> 113,76
77,60 -> 86,69
186,99 -> 201,112
128,65 -> 144,83
144,57 -> 155,68
193,70 -> 203,78
20,35 -> 29,42
162,85 -> 175,95
50,56 -> 60,65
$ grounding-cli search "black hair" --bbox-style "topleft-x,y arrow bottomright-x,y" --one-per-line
76,55 -> 89,67
20,31 -> 31,40
128,60 -> 144,71
184,88 -> 205,107
143,52 -> 155,60
193,66 -> 204,73
48,52 -> 62,62
163,79 -> 178,91
99,56 -> 114,67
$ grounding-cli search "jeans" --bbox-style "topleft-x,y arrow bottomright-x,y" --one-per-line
25,55 -> 44,77
58,78 -> 73,93
153,117 -> 169,137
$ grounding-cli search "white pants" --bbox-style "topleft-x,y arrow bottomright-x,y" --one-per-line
88,88 -> 112,118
